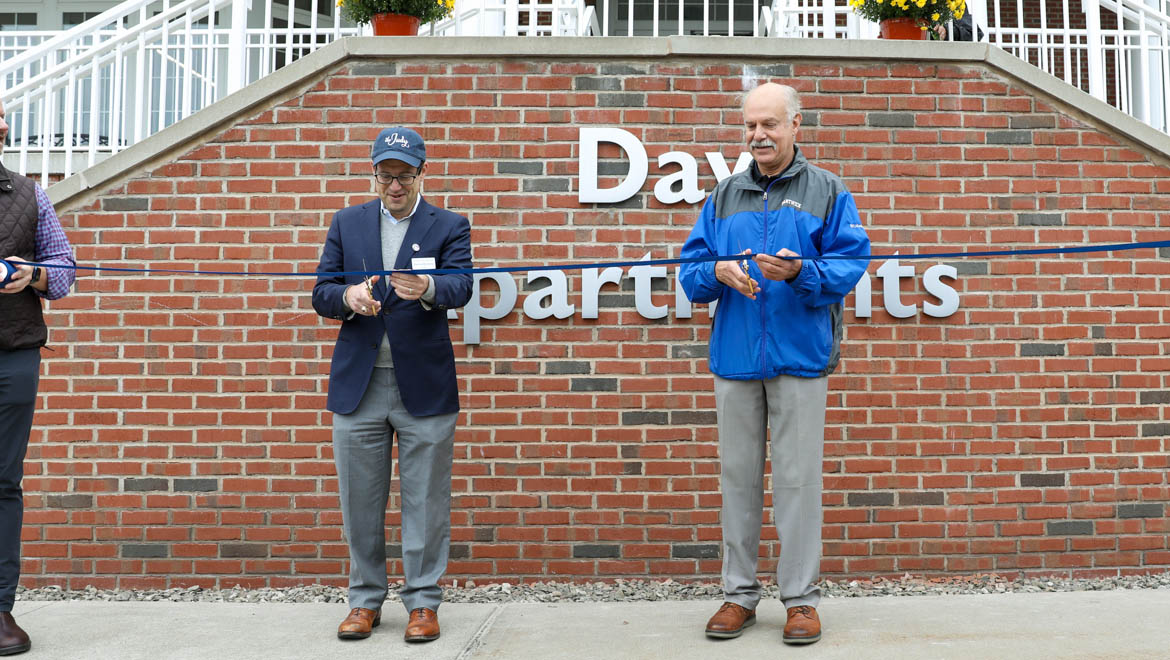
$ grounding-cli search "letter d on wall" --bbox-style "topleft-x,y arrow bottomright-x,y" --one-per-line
578,127 -> 649,203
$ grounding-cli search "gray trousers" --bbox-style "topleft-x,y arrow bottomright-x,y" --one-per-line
333,366 -> 457,612
714,373 -> 828,610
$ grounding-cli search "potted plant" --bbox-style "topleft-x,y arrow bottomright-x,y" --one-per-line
337,0 -> 456,35
849,0 -> 967,40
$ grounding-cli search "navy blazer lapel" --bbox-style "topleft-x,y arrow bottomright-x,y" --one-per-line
394,199 -> 439,270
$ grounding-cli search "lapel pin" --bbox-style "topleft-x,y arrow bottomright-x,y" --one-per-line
412,243 -> 420,252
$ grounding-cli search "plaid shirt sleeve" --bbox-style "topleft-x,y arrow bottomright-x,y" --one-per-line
33,183 -> 76,300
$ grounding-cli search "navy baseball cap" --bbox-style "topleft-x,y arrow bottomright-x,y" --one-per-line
371,127 -> 426,168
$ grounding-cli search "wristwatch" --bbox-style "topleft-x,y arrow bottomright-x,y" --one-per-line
30,266 -> 41,283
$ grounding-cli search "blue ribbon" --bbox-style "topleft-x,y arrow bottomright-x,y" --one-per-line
14,239 -> 1170,279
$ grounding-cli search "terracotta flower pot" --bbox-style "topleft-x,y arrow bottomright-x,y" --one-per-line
879,17 -> 927,40
371,12 -> 421,36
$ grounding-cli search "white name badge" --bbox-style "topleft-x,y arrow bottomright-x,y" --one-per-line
411,257 -> 437,271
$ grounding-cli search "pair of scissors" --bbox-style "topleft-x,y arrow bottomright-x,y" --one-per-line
361,258 -> 382,315
737,242 -> 756,297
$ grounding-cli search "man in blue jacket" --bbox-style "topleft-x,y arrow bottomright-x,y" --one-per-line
680,83 -> 870,645
313,126 -> 473,645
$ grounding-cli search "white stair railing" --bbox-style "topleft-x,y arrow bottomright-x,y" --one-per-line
421,0 -> 511,35
1,0 -> 360,185
8,0 -> 1170,184
3,0 -> 235,184
0,0 -> 152,84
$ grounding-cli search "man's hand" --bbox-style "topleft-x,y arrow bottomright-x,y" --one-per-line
715,249 -> 760,299
345,275 -> 381,316
754,248 -> 802,282
390,272 -> 431,301
1,256 -> 33,294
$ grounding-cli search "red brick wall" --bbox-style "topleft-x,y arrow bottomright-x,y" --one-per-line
28,55 -> 1170,590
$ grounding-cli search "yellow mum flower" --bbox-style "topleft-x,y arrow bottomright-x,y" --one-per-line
932,12 -> 940,20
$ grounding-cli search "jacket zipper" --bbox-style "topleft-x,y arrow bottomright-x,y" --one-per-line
760,181 -> 778,375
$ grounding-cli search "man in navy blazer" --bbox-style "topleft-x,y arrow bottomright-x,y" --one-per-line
313,127 -> 472,645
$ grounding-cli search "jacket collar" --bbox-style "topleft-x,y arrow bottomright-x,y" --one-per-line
0,162 -> 14,193
357,196 -> 442,278
748,145 -> 807,187
395,198 -> 438,270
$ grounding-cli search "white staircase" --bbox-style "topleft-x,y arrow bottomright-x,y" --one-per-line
1,0 -> 360,184
5,0 -> 1170,185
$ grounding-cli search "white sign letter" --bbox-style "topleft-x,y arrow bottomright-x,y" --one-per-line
578,127 -> 649,203
523,270 -> 575,320
654,151 -> 705,205
877,257 -> 916,319
853,271 -> 872,318
923,264 -> 960,317
629,252 -> 668,320
674,268 -> 692,319
705,152 -> 754,182
582,266 -> 623,319
464,273 -> 518,345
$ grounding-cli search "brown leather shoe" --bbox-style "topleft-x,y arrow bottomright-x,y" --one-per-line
783,605 -> 821,645
404,607 -> 440,643
0,612 -> 31,656
337,607 -> 380,640
705,602 -> 756,639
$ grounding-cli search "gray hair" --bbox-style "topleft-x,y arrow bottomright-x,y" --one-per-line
778,84 -> 801,123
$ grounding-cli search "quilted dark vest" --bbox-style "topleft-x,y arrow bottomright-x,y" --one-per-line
0,163 -> 47,350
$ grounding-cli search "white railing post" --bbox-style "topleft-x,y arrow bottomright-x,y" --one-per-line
86,56 -> 100,169
17,94 -> 31,177
39,85 -> 52,187
1084,0 -> 1106,100
64,67 -> 77,178
505,0 -> 520,36
109,42 -> 122,160
967,0 -> 987,41
1137,2 -> 1152,124
227,0 -> 249,94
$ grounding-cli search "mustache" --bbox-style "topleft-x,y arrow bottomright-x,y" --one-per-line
750,139 -> 776,149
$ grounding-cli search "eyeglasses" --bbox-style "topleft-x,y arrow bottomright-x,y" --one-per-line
373,172 -> 418,186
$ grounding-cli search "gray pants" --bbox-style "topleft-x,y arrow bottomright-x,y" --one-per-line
333,367 -> 457,613
714,373 -> 828,610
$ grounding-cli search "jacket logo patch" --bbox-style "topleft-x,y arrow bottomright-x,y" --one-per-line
782,199 -> 802,209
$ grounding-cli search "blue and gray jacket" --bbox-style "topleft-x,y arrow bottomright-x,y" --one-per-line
680,147 -> 871,379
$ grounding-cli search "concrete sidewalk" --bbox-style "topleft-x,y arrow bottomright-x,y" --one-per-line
11,588 -> 1169,659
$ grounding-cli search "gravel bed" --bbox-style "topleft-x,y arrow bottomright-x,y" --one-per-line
15,572 -> 1170,604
